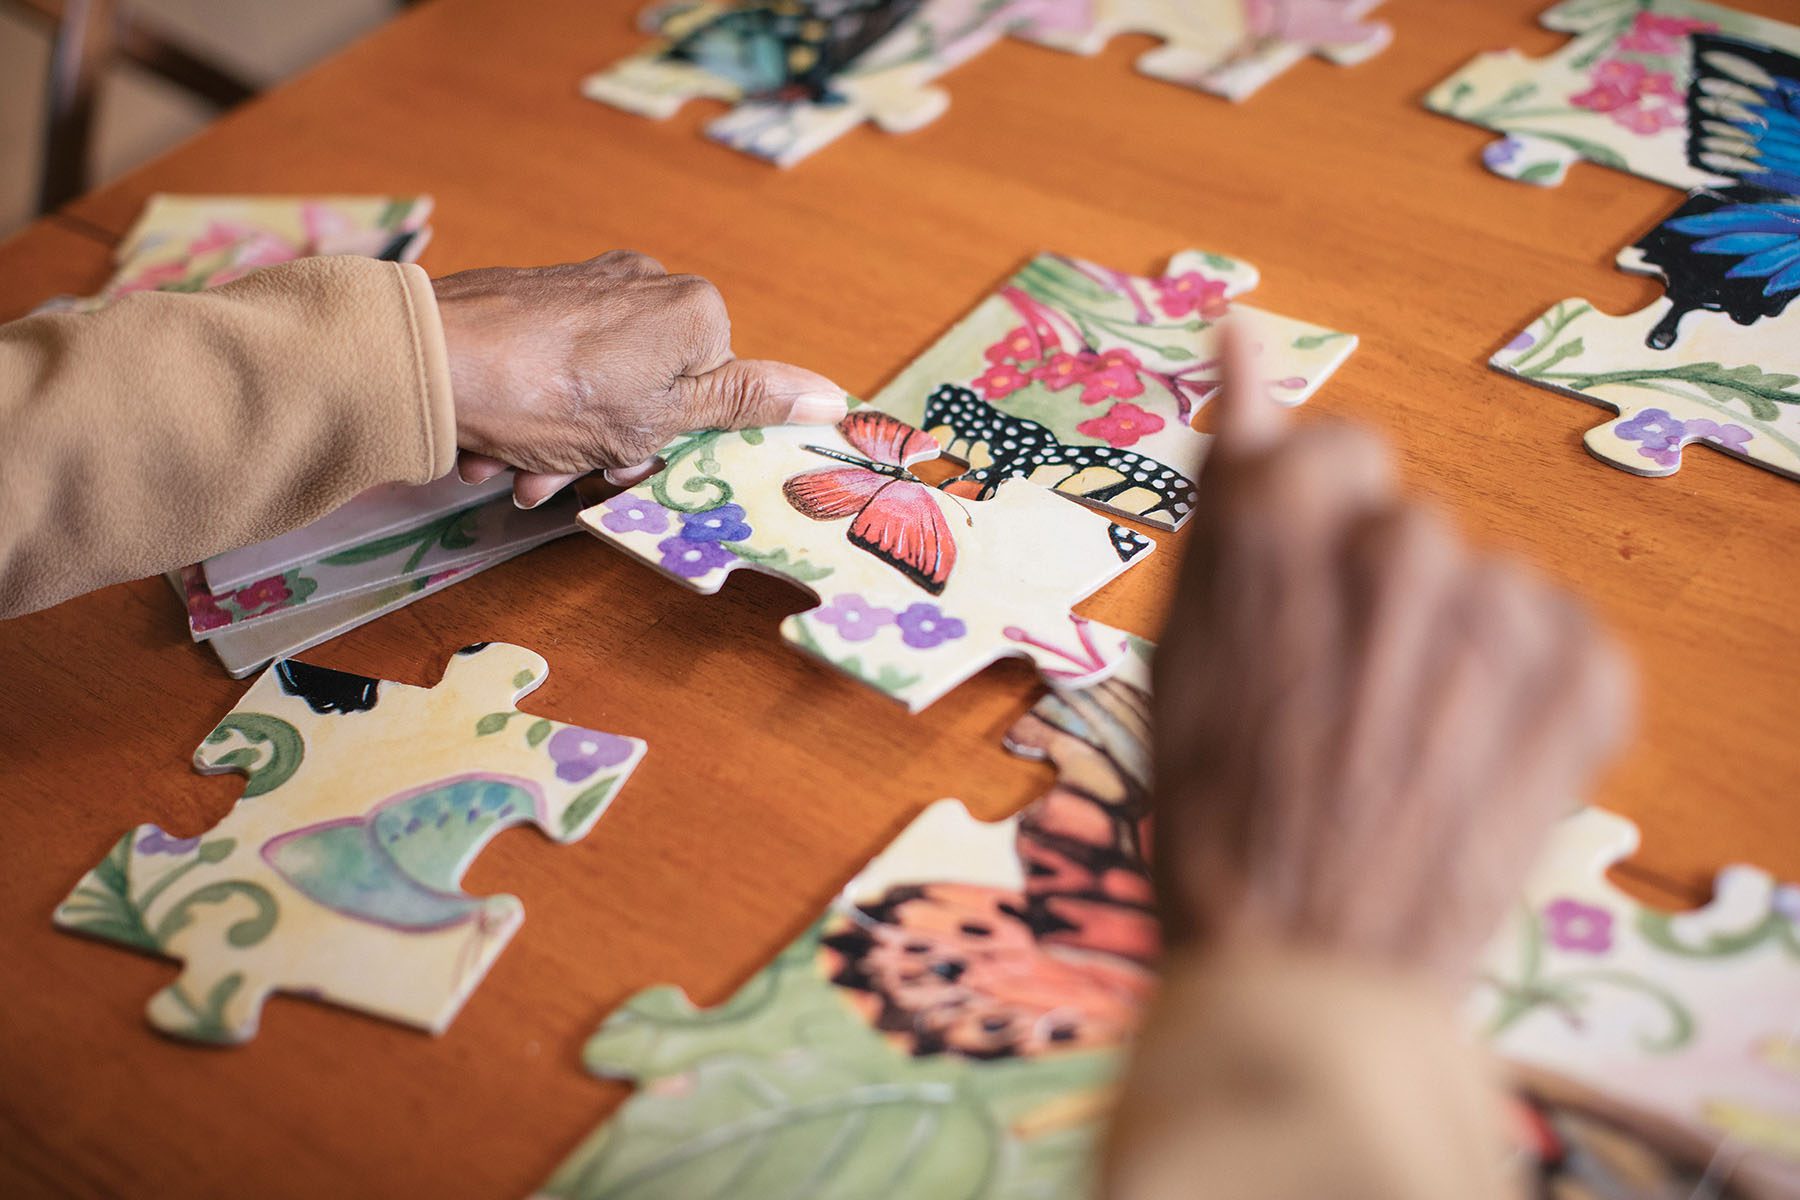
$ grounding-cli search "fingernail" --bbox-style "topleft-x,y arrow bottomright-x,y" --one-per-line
788,389 -> 849,425
513,492 -> 547,510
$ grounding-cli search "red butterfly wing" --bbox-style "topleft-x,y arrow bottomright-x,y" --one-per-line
838,410 -> 941,468
783,467 -> 890,521
848,480 -> 957,595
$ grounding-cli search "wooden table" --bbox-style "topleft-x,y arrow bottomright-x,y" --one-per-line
2,1 -> 1795,1194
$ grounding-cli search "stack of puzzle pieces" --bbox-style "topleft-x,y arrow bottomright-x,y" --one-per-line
49,196 -> 586,676
583,0 -> 1394,166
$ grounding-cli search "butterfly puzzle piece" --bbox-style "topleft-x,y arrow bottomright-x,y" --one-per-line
872,249 -> 1356,529
579,407 -> 1154,711
1425,0 -> 1800,189
53,643 -> 646,1044
582,0 -> 1392,167
1492,33 -> 1800,481
1472,806 -> 1800,1196
537,650 -> 1160,1200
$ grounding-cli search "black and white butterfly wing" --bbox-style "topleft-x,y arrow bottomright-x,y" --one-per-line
1632,35 -> 1800,349
922,384 -> 1198,527
1686,34 -> 1800,197
665,0 -> 923,104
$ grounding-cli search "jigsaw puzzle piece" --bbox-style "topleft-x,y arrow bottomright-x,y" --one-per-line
581,0 -> 1022,167
54,643 -> 646,1044
1425,0 -> 1800,190
871,250 -> 1355,529
578,409 -> 1153,711
1472,807 -> 1800,1191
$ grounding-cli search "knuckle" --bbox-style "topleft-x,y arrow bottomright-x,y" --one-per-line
595,249 -> 665,276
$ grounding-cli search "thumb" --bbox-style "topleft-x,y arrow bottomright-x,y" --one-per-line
675,359 -> 848,431
1209,319 -> 1283,461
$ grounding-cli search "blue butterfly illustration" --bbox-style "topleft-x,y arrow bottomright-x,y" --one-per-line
1635,34 -> 1800,349
660,0 -> 922,106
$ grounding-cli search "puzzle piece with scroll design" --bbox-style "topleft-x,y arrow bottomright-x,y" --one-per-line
581,0 -> 1391,167
873,248 -> 1355,530
1473,807 -> 1800,1194
578,407 -> 1154,712
1425,0 -> 1800,189
536,650 -> 1158,1200
54,642 -> 646,1045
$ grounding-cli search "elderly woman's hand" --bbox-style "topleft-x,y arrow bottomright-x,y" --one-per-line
435,250 -> 848,508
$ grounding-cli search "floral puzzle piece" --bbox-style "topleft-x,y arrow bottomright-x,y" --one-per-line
54,643 -> 646,1044
1012,0 -> 1392,103
1472,807 -> 1800,1194
38,193 -> 433,314
177,491 -> 581,637
578,408 -> 1153,711
581,0 -> 1390,167
1493,33 -> 1800,482
1425,0 -> 1800,189
873,249 -> 1356,529
537,651 -> 1159,1200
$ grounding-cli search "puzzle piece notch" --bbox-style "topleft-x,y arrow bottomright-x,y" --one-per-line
54,643 -> 646,1044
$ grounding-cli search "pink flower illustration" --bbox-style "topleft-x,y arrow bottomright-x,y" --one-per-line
1153,270 -> 1231,320
231,576 -> 293,614
1077,401 -> 1165,448
1076,348 -> 1147,405
1617,12 -> 1716,56
1612,103 -> 1682,135
974,360 -> 1033,401
985,325 -> 1043,365
1571,58 -> 1685,135
1543,898 -> 1613,954
1032,351 -> 1090,392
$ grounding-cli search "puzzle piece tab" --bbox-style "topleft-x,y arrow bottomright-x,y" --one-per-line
583,0 -> 1391,166
539,652 -> 1158,1200
1472,808 -> 1800,1194
873,249 -> 1355,529
578,409 -> 1152,711
1425,0 -> 1800,189
54,643 -> 646,1044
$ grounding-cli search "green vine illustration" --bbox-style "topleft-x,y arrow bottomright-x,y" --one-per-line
321,505 -> 482,574
1479,903 -> 1695,1053
1637,904 -> 1800,960
648,429 -> 738,514
200,713 -> 304,797
57,832 -> 279,1042
1015,256 -> 1209,359
1504,301 -> 1800,461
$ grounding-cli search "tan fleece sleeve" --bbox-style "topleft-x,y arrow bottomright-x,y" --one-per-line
1102,949 -> 1518,1200
0,255 -> 455,617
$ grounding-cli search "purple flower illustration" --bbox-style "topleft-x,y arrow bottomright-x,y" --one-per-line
600,494 -> 669,536
813,593 -> 895,642
547,725 -> 635,783
1504,330 -> 1536,353
895,602 -> 967,650
137,829 -> 201,856
1615,408 -> 1754,467
658,536 -> 736,578
1774,884 -> 1800,924
1543,898 -> 1613,954
679,503 -> 752,544
1483,136 -> 1523,169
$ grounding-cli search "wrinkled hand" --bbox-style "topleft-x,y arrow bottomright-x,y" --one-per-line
1151,324 -> 1633,984
435,251 -> 847,508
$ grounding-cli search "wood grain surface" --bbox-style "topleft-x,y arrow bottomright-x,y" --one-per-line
1,1 -> 1795,1195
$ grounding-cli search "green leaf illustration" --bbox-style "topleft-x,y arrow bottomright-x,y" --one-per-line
526,719 -> 553,748
203,713 -> 304,797
475,711 -> 514,737
560,777 -> 617,838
